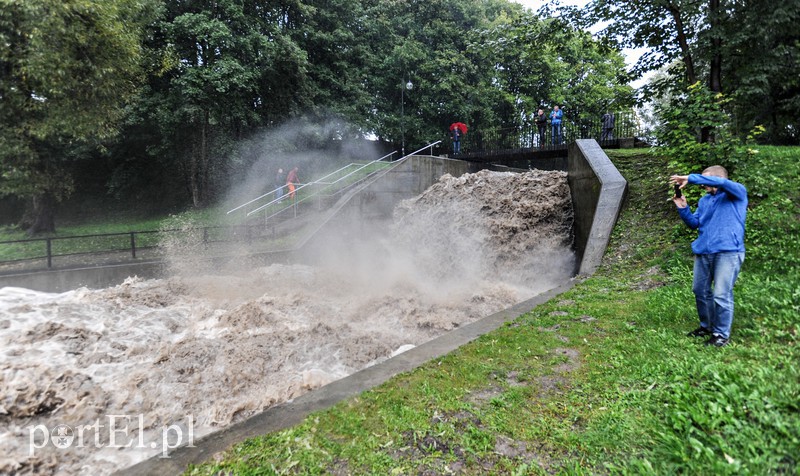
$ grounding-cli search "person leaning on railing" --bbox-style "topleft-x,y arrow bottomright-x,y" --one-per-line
601,112 -> 615,140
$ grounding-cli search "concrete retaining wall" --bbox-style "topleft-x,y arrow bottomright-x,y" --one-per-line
0,261 -> 167,293
568,139 -> 628,275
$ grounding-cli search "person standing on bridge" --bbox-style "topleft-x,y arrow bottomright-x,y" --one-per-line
451,127 -> 461,154
286,166 -> 299,200
601,112 -> 615,141
535,108 -> 547,147
550,105 -> 563,145
671,165 -> 748,347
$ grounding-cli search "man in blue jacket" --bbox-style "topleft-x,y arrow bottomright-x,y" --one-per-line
670,166 -> 747,347
550,105 -> 563,145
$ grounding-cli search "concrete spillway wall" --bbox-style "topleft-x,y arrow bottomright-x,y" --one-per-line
568,140 -> 628,275
0,140 -> 625,292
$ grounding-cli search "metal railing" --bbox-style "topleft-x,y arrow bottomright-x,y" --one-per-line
0,231 -> 158,268
449,111 -> 644,154
402,141 -> 442,158
225,151 -> 397,222
0,224 -> 281,270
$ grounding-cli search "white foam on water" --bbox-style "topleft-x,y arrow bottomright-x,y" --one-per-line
0,169 -> 575,475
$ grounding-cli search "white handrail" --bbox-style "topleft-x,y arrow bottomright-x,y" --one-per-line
244,151 -> 398,217
400,140 -> 442,159
228,140 -> 440,220
226,151 -> 398,216
226,187 -> 284,215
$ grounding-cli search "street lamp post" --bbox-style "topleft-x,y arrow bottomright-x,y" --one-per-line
401,77 -> 413,156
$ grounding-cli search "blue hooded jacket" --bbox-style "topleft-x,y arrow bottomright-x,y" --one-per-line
677,174 -> 748,255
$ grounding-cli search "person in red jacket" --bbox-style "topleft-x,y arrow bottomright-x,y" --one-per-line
286,167 -> 299,199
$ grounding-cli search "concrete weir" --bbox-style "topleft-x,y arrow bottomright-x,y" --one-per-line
1,141 -> 626,475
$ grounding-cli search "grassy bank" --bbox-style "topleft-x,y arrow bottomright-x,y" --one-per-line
184,146 -> 799,475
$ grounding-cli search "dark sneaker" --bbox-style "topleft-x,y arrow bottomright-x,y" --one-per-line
687,326 -> 712,338
705,335 -> 729,347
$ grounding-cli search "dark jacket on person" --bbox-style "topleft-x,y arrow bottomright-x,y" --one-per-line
601,113 -> 615,129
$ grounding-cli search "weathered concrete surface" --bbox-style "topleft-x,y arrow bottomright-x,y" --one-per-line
114,279 -> 576,476
0,261 -> 166,293
568,139 -> 628,276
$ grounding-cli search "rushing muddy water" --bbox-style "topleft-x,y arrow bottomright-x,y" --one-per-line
0,169 -> 575,475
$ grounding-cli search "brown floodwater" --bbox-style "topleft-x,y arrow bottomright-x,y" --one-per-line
0,169 -> 574,475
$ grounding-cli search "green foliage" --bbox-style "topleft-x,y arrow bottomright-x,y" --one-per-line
656,82 -> 760,177
0,0 -> 158,233
576,0 -> 699,74
734,146 -> 800,275
470,13 -> 634,130
0,0 -> 652,228
717,0 -> 800,144
575,0 -> 800,144
0,0 -> 156,198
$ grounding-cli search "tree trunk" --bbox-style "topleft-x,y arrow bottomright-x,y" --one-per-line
708,0 -> 722,94
200,109 -> 209,205
668,2 -> 697,86
189,139 -> 201,208
187,43 -> 211,209
187,113 -> 210,208
26,192 -> 56,235
702,0 -> 723,144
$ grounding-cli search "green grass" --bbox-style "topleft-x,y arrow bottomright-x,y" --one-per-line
184,146 -> 800,475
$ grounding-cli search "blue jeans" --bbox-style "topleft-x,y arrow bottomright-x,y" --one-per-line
552,123 -> 562,145
692,252 -> 744,339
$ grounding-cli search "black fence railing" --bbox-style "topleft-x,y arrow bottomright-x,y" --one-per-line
0,224 -> 279,270
445,111 -> 644,154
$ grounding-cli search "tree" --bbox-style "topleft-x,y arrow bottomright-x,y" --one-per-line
575,0 -> 800,144
656,82 -> 738,172
137,0 -> 314,208
569,0 -> 704,88
0,0 -> 155,233
288,0 -> 373,126
471,12 -> 634,132
720,0 -> 800,143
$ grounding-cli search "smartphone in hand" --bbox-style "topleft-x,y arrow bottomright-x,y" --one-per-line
674,184 -> 682,198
